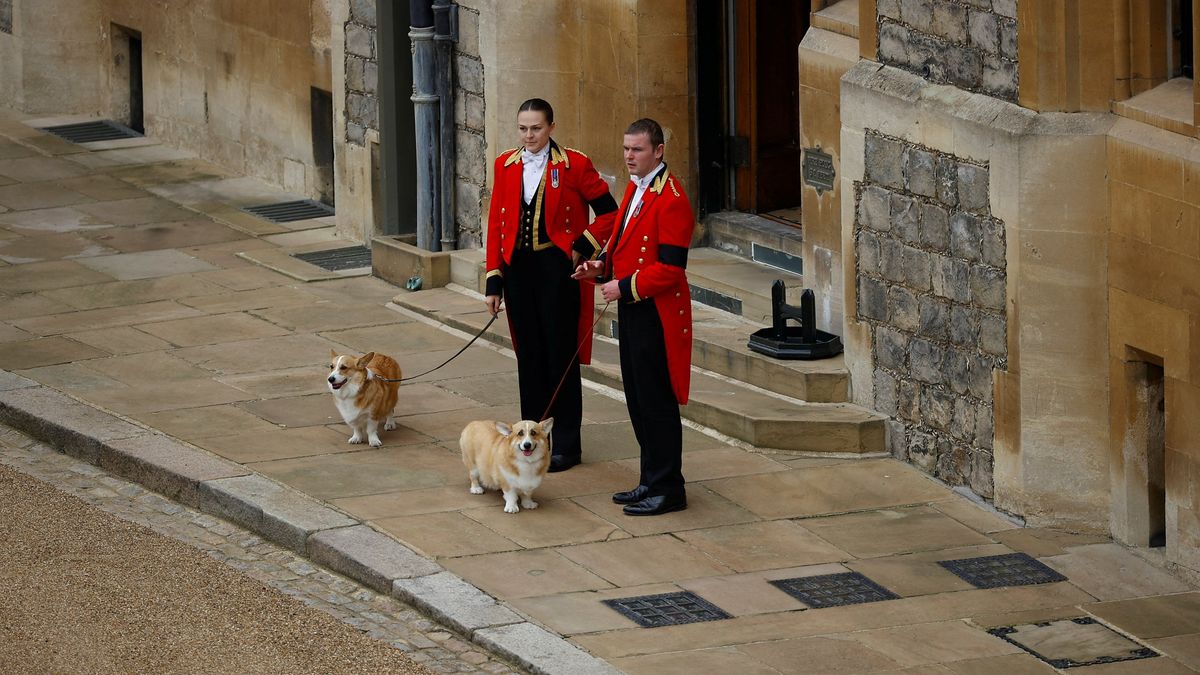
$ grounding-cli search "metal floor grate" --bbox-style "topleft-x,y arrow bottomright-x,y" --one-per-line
292,246 -> 371,271
243,199 -> 335,223
43,119 -> 143,144
770,572 -> 899,609
938,553 -> 1067,589
602,591 -> 731,628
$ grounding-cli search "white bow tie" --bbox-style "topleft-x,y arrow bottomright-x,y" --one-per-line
522,148 -> 548,166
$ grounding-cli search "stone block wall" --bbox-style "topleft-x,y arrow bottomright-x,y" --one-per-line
341,1 -> 485,248
454,4 -> 485,249
343,0 -> 377,144
855,130 -> 1007,498
876,0 -> 1018,101
1,0 -> 12,34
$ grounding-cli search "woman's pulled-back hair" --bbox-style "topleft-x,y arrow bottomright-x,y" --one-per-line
517,98 -> 554,123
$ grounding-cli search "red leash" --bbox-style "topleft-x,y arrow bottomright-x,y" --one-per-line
541,301 -> 611,421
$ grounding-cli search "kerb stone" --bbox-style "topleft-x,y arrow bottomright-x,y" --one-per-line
393,571 -> 522,634
0,386 -> 145,463
198,474 -> 356,553
309,525 -> 443,594
474,623 -> 622,675
0,370 -> 36,391
100,434 -> 249,508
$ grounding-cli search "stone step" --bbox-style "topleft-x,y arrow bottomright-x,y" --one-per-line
593,303 -> 848,403
390,287 -> 885,455
686,247 -> 806,325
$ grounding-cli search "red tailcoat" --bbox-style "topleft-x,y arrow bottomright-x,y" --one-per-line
609,168 -> 694,404
485,142 -> 616,364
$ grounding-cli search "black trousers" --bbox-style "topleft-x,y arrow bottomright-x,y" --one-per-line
617,298 -> 684,498
504,246 -> 583,459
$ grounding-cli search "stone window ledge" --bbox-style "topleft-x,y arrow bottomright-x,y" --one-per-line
812,0 -> 859,40
1112,77 -> 1197,137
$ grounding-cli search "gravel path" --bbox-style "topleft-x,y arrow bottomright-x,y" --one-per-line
0,427 -> 518,675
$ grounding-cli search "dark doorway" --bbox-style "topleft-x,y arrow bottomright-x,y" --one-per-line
695,0 -> 809,218
310,87 -> 335,206
111,25 -> 144,133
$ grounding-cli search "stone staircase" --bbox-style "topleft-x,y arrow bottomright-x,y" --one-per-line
391,242 -> 885,454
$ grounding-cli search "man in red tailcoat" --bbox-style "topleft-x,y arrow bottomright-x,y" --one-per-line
573,118 -> 694,516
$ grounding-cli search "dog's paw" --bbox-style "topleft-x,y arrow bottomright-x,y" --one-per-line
348,434 -> 364,444
369,436 -> 383,448
384,419 -> 397,431
521,499 -> 539,510
469,486 -> 484,495
503,503 -> 519,514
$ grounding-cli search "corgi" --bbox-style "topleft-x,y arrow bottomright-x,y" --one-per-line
459,418 -> 554,514
327,350 -> 401,447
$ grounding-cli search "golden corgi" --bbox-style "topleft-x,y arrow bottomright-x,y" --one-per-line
327,350 -> 401,447
459,418 -> 554,514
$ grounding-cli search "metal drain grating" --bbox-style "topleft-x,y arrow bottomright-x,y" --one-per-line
938,553 -> 1067,589
243,200 -> 335,223
770,572 -> 899,609
602,591 -> 731,628
292,246 -> 372,271
43,119 -> 143,144
989,617 -> 1159,669
689,284 -> 743,315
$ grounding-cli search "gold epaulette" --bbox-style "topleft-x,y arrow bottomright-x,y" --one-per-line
502,147 -> 522,166
564,147 -> 588,158
550,145 -> 571,168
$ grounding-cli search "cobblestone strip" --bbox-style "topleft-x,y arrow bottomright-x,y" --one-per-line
0,425 -> 520,675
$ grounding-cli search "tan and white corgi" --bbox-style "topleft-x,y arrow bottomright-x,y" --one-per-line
459,418 -> 553,514
327,350 -> 401,447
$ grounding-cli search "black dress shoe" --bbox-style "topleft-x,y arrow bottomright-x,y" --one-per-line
622,494 -> 687,516
612,485 -> 650,505
548,454 -> 580,473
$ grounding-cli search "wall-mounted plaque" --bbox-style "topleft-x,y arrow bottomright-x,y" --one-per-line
803,147 -> 835,193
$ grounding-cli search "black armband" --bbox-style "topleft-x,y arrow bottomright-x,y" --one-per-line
588,193 -> 618,216
658,244 -> 689,268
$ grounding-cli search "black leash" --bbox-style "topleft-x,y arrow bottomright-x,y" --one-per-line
540,301 -> 610,421
376,312 -> 499,383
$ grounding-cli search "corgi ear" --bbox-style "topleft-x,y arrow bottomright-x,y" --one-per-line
357,352 -> 375,367
540,417 -> 554,435
329,349 -> 338,361
495,421 -> 512,436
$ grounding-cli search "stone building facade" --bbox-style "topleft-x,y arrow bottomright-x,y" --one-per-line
1,0 -> 12,35
829,0 -> 1200,577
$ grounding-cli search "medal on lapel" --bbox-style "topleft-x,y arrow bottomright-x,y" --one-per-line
551,168 -> 559,188
633,201 -> 643,218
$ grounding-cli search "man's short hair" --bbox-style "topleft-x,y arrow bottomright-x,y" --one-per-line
625,118 -> 664,148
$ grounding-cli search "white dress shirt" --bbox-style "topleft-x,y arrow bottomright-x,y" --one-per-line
521,144 -> 550,203
621,161 -> 665,234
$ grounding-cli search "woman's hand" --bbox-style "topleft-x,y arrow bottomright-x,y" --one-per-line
485,295 -> 503,316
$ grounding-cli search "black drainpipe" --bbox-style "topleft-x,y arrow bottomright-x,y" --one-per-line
410,0 -> 440,250
433,0 -> 458,251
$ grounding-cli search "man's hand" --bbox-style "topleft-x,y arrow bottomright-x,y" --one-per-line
571,260 -> 603,280
485,295 -> 502,316
571,251 -> 583,267
600,279 -> 622,303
